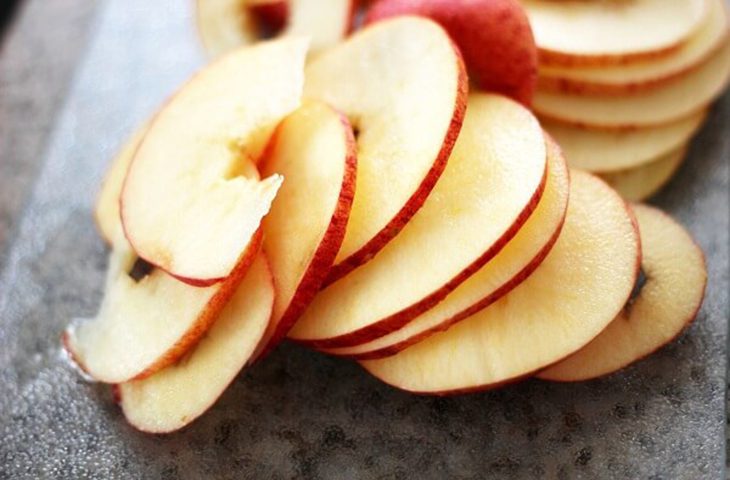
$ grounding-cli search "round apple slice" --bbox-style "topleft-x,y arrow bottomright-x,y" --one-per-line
600,147 -> 687,202
121,38 -> 307,286
360,171 -> 640,394
304,17 -> 468,282
541,112 -> 704,173
524,0 -> 707,66
321,136 -> 569,360
532,42 -> 730,129
539,204 -> 706,382
252,101 -> 357,360
539,0 -> 729,95
118,254 -> 274,433
288,94 -> 547,349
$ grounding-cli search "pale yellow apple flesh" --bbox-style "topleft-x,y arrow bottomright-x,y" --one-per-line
542,112 -> 704,173
600,147 -> 687,202
303,17 -> 468,280
321,136 -> 569,359
533,42 -> 730,129
64,226 -> 261,383
121,38 -> 307,285
197,0 -> 259,57
360,171 -> 640,394
524,0 -> 707,65
539,0 -> 729,94
539,204 -> 706,381
119,254 -> 274,433
288,94 -> 546,348
253,101 -> 356,360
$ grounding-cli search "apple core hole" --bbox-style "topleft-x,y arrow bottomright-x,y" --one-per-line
128,257 -> 154,282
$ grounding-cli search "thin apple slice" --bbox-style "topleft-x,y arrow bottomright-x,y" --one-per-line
64,224 -> 261,383
252,101 -> 357,360
288,94 -> 547,349
539,204 -> 706,382
304,17 -> 468,281
524,0 -> 707,66
539,0 -> 729,95
541,112 -> 703,173
118,254 -> 274,433
121,38 -> 307,286
322,136 -> 568,360
361,171 -> 640,394
533,42 -> 730,129
600,147 -> 687,202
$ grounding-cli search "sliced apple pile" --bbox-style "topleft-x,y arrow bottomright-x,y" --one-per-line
539,204 -> 707,381
600,147 -> 687,202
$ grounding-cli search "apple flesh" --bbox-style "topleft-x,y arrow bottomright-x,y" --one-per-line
288,94 -> 547,349
539,204 -> 706,381
304,17 -> 468,282
360,171 -> 640,394
321,135 -> 569,359
252,101 -> 357,360
121,38 -> 307,286
118,254 -> 274,433
600,147 -> 687,202
365,0 -> 538,105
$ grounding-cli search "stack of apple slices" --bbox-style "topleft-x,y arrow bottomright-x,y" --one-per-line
525,0 -> 730,201
68,16 -> 708,433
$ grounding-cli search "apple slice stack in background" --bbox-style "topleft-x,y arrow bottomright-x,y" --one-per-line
63,1 -> 721,432
525,0 -> 730,201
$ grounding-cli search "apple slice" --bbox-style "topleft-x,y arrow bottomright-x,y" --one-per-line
360,171 -> 640,394
539,204 -> 706,382
532,42 -> 730,129
524,0 -> 707,66
121,38 -> 307,286
64,224 -> 261,383
288,94 -> 547,349
304,17 -> 468,281
539,0 -> 729,95
365,0 -> 538,105
321,136 -> 569,360
600,147 -> 687,202
118,254 -> 274,433
541,111 -> 704,173
252,101 -> 357,360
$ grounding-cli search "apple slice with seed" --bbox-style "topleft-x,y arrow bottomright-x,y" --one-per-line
121,37 -> 307,286
118,253 -> 274,433
288,94 -> 546,349
321,135 -> 569,360
538,204 -> 706,381
304,16 -> 468,282
360,171 -> 640,394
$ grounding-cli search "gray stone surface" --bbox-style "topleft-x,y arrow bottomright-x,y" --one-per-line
0,1 -> 727,478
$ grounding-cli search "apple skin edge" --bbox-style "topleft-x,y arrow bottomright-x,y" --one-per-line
322,37 -> 469,286
539,41 -> 684,69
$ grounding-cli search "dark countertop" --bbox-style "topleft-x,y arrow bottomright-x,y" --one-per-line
0,1 -> 728,478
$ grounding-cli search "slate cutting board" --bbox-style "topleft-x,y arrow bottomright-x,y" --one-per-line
0,1 -> 727,478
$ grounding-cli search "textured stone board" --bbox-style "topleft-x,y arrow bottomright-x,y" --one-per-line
0,0 -> 727,478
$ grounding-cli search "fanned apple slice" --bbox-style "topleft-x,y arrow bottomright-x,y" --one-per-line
542,112 -> 704,172
539,0 -> 729,95
288,94 -> 546,349
361,171 -> 640,394
600,147 -> 687,202
533,42 -> 730,129
121,38 -> 307,286
252,101 -> 356,360
64,224 -> 261,383
322,136 -> 569,359
539,204 -> 706,382
119,254 -> 274,433
304,17 -> 468,281
524,0 -> 707,66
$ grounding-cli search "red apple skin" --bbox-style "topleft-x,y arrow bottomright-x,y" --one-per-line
252,109 -> 358,361
298,162 -> 548,350
324,43 -> 469,285
366,0 -> 538,105
248,1 -> 289,34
